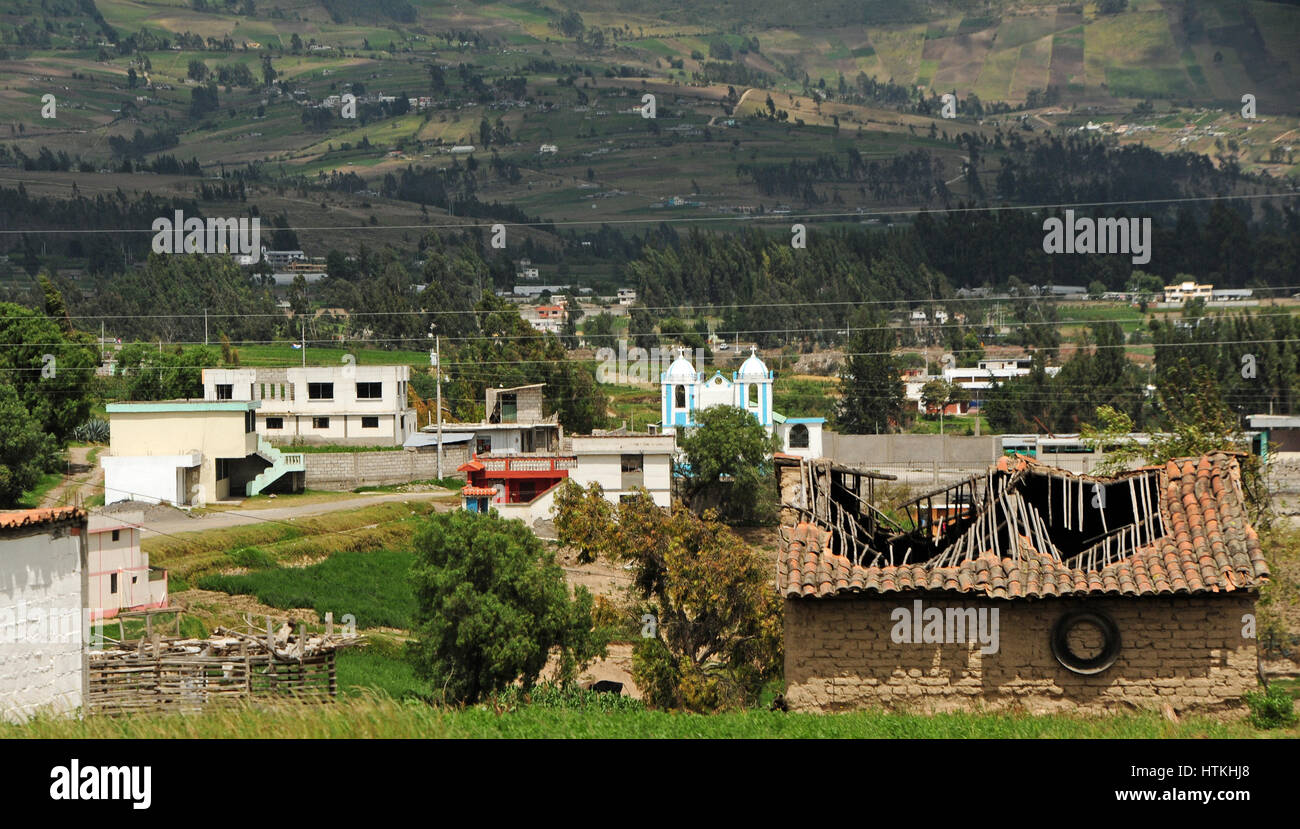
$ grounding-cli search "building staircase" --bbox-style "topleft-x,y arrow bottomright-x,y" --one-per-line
246,438 -> 306,496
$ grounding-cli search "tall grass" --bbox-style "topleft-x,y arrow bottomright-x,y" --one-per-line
4,697 -> 1287,739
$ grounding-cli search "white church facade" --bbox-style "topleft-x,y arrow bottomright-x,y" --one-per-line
657,348 -> 823,459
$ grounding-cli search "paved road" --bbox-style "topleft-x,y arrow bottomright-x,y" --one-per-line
130,491 -> 459,539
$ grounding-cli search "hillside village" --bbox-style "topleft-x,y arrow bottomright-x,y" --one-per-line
1,0 -> 1299,755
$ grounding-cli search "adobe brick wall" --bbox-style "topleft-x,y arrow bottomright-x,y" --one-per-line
302,447 -> 469,490
784,593 -> 1260,715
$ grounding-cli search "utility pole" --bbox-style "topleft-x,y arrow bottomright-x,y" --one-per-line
301,319 -> 306,367
204,308 -> 208,346
435,335 -> 443,480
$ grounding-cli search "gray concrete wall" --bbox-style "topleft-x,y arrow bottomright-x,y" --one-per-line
303,446 -> 469,490
824,433 -> 1108,477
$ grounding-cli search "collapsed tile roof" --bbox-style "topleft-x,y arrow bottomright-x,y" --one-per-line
0,506 -> 86,531
779,453 -> 1268,601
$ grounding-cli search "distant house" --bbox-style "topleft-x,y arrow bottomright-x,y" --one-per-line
103,400 -> 305,505
202,365 -> 417,448
87,514 -> 166,620
523,305 -> 566,333
1164,281 -> 1213,303
617,288 -> 637,306
1246,414 -> 1300,461
539,143 -> 558,154
261,249 -> 307,269
0,507 -> 88,722
456,385 -> 674,521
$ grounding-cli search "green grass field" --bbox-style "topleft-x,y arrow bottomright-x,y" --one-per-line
197,548 -> 417,628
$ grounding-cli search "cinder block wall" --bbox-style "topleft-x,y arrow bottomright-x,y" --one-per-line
302,447 -> 469,490
784,593 -> 1259,715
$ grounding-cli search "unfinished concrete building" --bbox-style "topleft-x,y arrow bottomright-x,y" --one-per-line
776,452 -> 1269,715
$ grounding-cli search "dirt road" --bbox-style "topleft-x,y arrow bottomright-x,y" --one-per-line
112,491 -> 459,539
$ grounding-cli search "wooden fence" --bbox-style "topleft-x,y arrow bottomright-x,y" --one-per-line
87,623 -> 351,715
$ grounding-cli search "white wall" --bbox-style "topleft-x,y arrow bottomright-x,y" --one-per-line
570,452 -> 672,507
778,423 -> 824,459
102,454 -> 198,506
0,522 -> 87,722
203,365 -> 414,445
87,527 -> 152,617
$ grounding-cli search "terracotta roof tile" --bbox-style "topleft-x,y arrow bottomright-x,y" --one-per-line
778,453 -> 1268,601
0,506 -> 86,531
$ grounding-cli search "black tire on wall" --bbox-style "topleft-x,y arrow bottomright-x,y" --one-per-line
1051,610 -> 1122,675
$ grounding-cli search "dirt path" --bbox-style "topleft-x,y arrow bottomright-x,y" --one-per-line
41,445 -> 103,508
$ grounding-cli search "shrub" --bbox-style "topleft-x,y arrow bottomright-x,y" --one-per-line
555,486 -> 783,711
486,682 -> 645,714
407,510 -> 606,704
1244,684 -> 1297,729
72,417 -> 110,443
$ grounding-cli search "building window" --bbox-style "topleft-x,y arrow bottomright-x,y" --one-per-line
675,385 -> 685,408
215,384 -> 233,400
621,453 -> 643,489
476,437 -> 492,456
266,417 -> 284,430
308,382 -> 334,400
111,529 -> 120,542
790,424 -> 810,449
500,393 -> 518,423
313,417 -> 330,429
356,382 -> 382,400
110,573 -> 118,595
362,416 -> 379,428
748,384 -> 758,406
245,410 -> 256,433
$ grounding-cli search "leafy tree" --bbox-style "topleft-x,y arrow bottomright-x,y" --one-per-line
920,379 -> 968,433
0,302 -> 97,442
581,311 -> 615,345
407,509 -> 606,703
553,484 -> 782,711
560,291 -> 582,349
677,404 -> 780,524
836,306 -> 905,433
0,384 -> 60,507
114,344 -> 216,401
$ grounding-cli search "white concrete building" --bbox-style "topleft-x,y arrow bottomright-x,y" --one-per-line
1163,280 -> 1213,303
569,434 -> 674,507
0,507 -> 88,722
87,514 -> 166,621
103,400 -> 305,504
202,365 -> 417,446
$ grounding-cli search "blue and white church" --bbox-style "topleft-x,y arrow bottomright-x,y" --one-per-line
657,347 -> 824,459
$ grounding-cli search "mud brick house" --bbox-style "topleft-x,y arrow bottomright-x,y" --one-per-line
776,453 -> 1269,715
